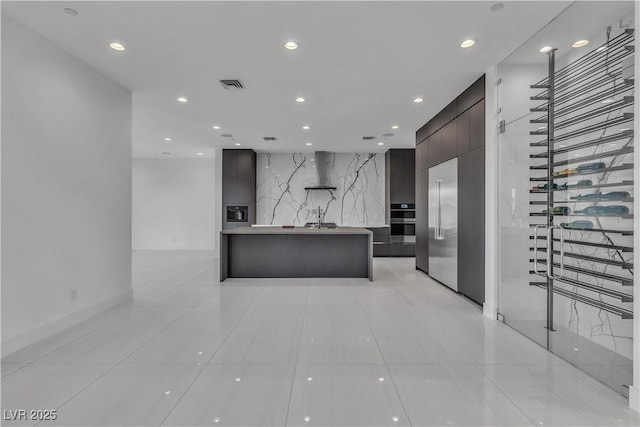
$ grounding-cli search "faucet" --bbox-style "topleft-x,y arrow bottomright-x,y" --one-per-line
312,206 -> 324,228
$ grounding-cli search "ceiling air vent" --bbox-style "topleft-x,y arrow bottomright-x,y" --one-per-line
362,136 -> 375,140
220,79 -> 244,89
221,134 -> 233,138
263,137 -> 277,141
382,133 -> 395,137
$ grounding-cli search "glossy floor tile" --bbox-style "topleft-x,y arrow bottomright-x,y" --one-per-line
389,364 -> 533,426
163,363 -> 294,426
287,364 -> 409,426
1,363 -> 115,426
1,251 -> 637,426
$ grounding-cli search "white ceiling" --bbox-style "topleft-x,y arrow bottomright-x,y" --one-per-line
3,0 -> 574,158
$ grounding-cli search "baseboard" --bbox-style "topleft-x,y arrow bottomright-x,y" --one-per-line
630,385 -> 640,413
1,290 -> 133,358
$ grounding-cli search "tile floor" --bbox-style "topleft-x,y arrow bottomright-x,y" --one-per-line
1,251 -> 638,426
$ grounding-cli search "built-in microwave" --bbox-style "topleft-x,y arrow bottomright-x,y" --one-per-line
226,205 -> 248,222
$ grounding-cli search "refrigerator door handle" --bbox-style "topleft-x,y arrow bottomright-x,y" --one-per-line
436,180 -> 443,240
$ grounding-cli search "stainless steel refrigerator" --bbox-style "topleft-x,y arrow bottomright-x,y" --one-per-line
428,158 -> 458,291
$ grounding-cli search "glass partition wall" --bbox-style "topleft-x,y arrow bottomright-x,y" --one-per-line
497,1 -> 635,397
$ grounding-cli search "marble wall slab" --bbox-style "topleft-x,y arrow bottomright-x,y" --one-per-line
256,153 -> 385,226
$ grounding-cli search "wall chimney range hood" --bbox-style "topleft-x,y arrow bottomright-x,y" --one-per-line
305,151 -> 337,190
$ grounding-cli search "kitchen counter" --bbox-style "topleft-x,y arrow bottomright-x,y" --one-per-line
220,226 -> 372,281
223,226 -> 373,235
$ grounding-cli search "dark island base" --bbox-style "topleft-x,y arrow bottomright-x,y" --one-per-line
220,230 -> 372,281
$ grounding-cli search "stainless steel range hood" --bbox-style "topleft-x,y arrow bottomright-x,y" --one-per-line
305,151 -> 337,190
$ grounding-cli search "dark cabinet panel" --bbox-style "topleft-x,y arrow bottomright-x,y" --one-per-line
457,110 -> 470,155
457,75 -> 485,114
403,149 -> 415,203
389,150 -> 405,204
222,150 -> 237,203
441,120 -> 458,162
469,100 -> 486,150
427,131 -> 441,167
235,150 -> 255,203
222,149 -> 256,230
415,168 -> 429,272
457,147 -> 485,305
416,123 -> 429,145
430,99 -> 458,136
417,140 -> 428,171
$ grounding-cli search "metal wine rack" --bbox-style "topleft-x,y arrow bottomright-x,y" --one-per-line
528,29 -> 635,327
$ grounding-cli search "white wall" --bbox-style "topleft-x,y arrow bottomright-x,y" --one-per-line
133,158 -> 215,250
1,15 -> 132,356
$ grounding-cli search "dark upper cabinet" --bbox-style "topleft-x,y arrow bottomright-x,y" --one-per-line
388,149 -> 415,204
431,99 -> 458,136
441,119 -> 458,162
234,150 -> 255,203
457,75 -> 485,114
469,100 -> 485,150
416,123 -> 429,145
427,131 -> 442,168
416,140 -> 428,171
222,149 -> 256,229
457,109 -> 470,155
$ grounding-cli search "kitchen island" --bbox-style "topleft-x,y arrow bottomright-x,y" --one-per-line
220,226 -> 373,281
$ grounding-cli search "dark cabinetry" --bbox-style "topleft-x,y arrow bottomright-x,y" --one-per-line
222,149 -> 256,230
414,75 -> 485,304
367,227 -> 390,257
385,149 -> 415,257
415,167 -> 429,271
457,147 -> 485,305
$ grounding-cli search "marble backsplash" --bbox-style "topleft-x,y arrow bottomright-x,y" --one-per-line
256,152 -> 385,226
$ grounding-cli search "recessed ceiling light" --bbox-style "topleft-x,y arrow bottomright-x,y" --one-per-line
378,377 -> 385,382
235,377 -> 241,382
284,41 -> 298,50
490,3 -> 504,11
177,97 -> 188,103
304,416 -> 311,422
391,125 -> 399,129
213,417 -> 221,423
539,46 -> 553,53
164,390 -> 171,395
460,39 -> 475,48
602,99 -> 614,104
164,137 -> 172,141
572,40 -> 589,48
197,152 -> 204,156
310,158 -> 314,162
597,46 -> 607,52
64,7 -> 78,16
212,125 -> 221,130
296,97 -> 306,103
235,143 -> 241,146
392,417 -> 400,423
302,125 -> 310,130
109,42 -> 125,51
307,377 -> 313,381
414,97 -> 424,103
378,142 -> 384,146
306,142 -> 312,146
